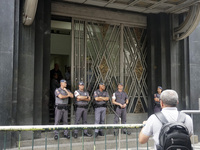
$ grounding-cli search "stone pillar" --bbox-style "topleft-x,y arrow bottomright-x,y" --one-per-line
42,0 -> 51,125
189,23 -> 200,137
0,0 -> 20,148
147,14 -> 171,115
17,12 -> 35,141
147,13 -> 190,114
0,0 -> 51,147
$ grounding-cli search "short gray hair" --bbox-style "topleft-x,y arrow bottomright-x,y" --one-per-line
160,89 -> 178,107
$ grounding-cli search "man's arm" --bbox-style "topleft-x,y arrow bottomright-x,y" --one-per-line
57,94 -> 69,99
77,96 -> 91,101
154,94 -> 159,102
139,116 -> 154,144
95,97 -> 109,101
122,98 -> 129,108
55,89 -> 70,99
112,93 -> 122,107
126,99 -> 129,104
112,98 -> 122,108
64,88 -> 74,98
139,128 -> 150,144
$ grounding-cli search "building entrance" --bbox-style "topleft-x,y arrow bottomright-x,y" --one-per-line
71,19 -> 148,117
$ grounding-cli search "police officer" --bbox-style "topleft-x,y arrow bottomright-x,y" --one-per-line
54,79 -> 74,140
153,86 -> 162,113
112,83 -> 131,136
73,81 -> 92,138
94,83 -> 109,138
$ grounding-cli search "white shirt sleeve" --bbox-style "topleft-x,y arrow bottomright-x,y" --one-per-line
74,90 -> 80,97
112,93 -> 116,99
142,115 -> 155,136
185,115 -> 194,135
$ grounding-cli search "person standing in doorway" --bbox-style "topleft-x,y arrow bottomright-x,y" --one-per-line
112,83 -> 131,136
50,73 -> 60,106
50,63 -> 63,82
54,79 -> 73,140
153,86 -> 162,113
73,81 -> 92,138
93,83 -> 109,138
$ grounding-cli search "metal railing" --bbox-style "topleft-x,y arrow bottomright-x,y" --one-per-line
181,110 -> 200,145
0,124 -> 147,150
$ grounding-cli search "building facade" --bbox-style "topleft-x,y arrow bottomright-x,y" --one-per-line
0,0 -> 200,148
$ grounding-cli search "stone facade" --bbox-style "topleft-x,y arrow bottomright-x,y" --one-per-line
0,0 -> 200,148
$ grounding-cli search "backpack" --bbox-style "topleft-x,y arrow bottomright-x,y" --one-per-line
155,112 -> 192,150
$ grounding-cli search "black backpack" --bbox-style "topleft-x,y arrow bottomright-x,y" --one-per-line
155,112 -> 192,150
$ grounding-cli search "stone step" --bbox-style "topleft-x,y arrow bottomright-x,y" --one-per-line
10,138 -> 154,150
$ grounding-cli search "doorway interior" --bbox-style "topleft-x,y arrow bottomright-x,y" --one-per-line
49,18 -> 72,123
49,16 -> 148,124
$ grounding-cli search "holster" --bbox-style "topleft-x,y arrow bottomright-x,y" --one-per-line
114,105 -> 117,111
73,104 -> 77,112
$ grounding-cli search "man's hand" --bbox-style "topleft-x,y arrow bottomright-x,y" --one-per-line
64,88 -> 74,98
119,104 -> 123,108
143,121 -> 147,125
121,104 -> 127,108
154,97 -> 159,102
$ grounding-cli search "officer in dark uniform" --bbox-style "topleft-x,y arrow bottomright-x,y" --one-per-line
153,86 -> 162,113
112,83 -> 131,136
73,81 -> 92,138
93,83 -> 109,138
54,79 -> 74,140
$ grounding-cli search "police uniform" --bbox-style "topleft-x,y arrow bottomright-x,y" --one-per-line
74,89 -> 90,135
154,93 -> 161,113
94,89 -> 109,135
54,87 -> 70,137
112,90 -> 128,132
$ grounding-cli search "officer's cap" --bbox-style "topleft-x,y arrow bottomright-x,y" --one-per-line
158,86 -> 162,90
99,82 -> 105,86
79,81 -> 84,85
60,79 -> 67,83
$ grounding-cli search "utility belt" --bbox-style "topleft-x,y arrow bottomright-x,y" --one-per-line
77,105 -> 88,109
75,104 -> 88,109
73,104 -> 88,112
94,104 -> 107,108
55,104 -> 69,110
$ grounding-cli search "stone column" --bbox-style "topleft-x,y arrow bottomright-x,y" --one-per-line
189,23 -> 200,137
0,0 -> 20,148
147,13 -> 190,114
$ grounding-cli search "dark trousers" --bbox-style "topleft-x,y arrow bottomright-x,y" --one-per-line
74,107 -> 88,134
95,107 -> 106,133
54,107 -> 68,136
114,107 -> 127,132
